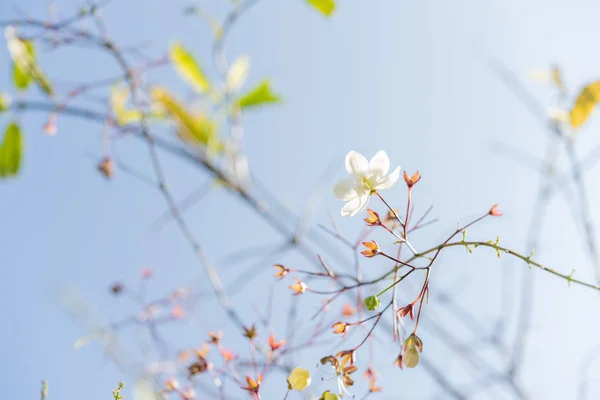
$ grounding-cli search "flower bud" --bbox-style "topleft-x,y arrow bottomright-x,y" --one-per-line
489,204 -> 502,217
361,241 -> 380,258
320,391 -> 341,400
332,322 -> 349,336
364,209 -> 381,226
403,346 -> 420,368
364,295 -> 381,311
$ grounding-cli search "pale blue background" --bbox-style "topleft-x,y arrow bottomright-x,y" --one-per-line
1,0 -> 600,399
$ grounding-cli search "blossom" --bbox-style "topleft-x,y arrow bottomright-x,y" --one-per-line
334,151 -> 401,217
194,343 -> 209,358
489,204 -> 502,217
397,303 -> 415,320
242,373 -> 262,394
268,334 -> 286,351
208,331 -> 222,344
331,322 -> 349,336
243,324 -> 258,340
165,378 -> 179,391
342,303 -> 356,317
361,241 -> 380,258
287,367 -> 311,391
289,278 -> 308,295
180,387 -> 196,400
97,157 -> 114,180
141,267 -> 153,279
220,348 -> 235,362
321,352 -> 358,396
171,305 -> 184,319
364,209 -> 381,226
403,171 -> 421,188
273,264 -> 289,280
110,283 -> 123,295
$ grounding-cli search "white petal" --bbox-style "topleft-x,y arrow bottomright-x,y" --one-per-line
345,151 -> 369,177
369,150 -> 390,179
333,178 -> 358,201
375,166 -> 401,190
341,191 -> 369,217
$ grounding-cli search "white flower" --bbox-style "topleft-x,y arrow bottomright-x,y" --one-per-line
333,151 -> 401,217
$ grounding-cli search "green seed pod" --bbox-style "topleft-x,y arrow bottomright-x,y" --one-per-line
364,295 -> 381,311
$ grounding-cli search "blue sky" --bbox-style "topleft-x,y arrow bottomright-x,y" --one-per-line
2,0 -> 600,399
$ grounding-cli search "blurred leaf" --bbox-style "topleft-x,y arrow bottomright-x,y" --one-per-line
0,121 -> 23,178
552,66 -> 564,92
169,42 -> 211,94
151,87 -> 220,150
226,55 -> 250,93
132,380 -> 159,400
6,31 -> 53,96
73,336 -> 89,350
183,6 -> 223,38
35,69 -> 54,96
11,40 -> 34,91
570,81 -> 600,129
237,80 -> 281,109
111,83 -> 163,125
307,0 -> 336,16
0,93 -> 11,112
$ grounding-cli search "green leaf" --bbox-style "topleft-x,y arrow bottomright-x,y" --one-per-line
307,0 -> 336,16
11,40 -> 35,91
0,122 -> 24,178
150,87 -> 220,150
169,42 -> 211,93
8,39 -> 53,95
237,80 -> 281,109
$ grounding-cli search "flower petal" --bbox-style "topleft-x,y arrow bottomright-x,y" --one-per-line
375,166 -> 400,190
333,178 -> 358,201
369,151 -> 390,179
345,151 -> 369,177
341,191 -> 369,217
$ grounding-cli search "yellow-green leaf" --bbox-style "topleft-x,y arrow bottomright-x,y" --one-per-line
150,87 -> 220,150
0,122 -> 24,178
570,81 -> 600,129
111,83 -> 163,125
238,80 -> 281,109
169,42 -> 211,94
0,93 -> 11,112
307,0 -> 336,17
6,32 -> 53,96
226,55 -> 250,93
13,63 -> 32,90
